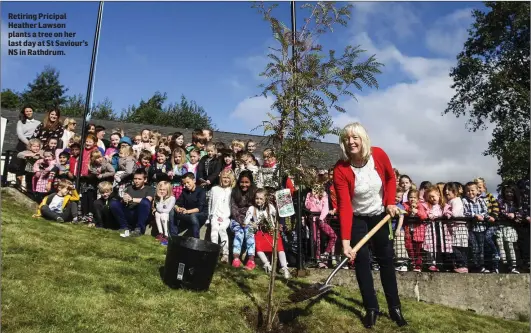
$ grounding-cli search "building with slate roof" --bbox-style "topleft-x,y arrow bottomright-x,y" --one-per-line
1,109 -> 341,169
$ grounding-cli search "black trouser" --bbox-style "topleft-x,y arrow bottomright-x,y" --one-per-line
469,231 -> 485,268
351,213 -> 400,311
80,189 -> 96,216
92,199 -> 118,229
453,246 -> 468,268
41,202 -> 78,222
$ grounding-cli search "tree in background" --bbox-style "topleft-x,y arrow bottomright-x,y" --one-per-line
253,2 -> 383,331
120,92 -> 216,129
21,66 -> 68,112
1,89 -> 21,109
61,94 -> 117,121
444,2 -> 530,181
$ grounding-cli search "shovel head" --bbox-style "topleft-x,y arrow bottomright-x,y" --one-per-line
288,283 -> 334,303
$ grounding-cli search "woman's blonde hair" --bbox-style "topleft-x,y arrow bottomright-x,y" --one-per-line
156,181 -> 172,200
219,168 -> 236,188
339,122 -> 371,162
63,117 -> 76,129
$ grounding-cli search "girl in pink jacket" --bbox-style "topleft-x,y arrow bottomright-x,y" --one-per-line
305,184 -> 338,268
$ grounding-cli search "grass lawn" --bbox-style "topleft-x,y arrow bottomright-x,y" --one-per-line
1,191 -> 529,333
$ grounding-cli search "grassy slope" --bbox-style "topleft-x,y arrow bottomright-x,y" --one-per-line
1,192 -> 529,333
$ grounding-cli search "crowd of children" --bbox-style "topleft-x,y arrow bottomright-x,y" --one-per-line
11,116 -> 531,276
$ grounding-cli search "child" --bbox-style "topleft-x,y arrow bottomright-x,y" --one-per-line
136,149 -> 152,170
114,145 -> 138,197
184,148 -> 200,180
462,181 -> 492,273
497,184 -> 522,274
443,182 -> 468,273
186,129 -> 207,162
403,189 -> 424,272
104,132 -> 121,160
148,148 -> 172,186
236,152 -> 261,186
52,151 -> 70,189
247,188 -> 291,279
202,128 -> 213,142
170,147 -> 188,199
92,181 -> 116,229
89,150 -> 116,182
208,169 -> 234,263
133,134 -> 142,146
148,134 -> 159,155
32,150 -> 57,203
153,181 -> 175,245
418,185 -> 452,272
474,177 -> 500,272
34,179 -> 79,222
221,149 -> 235,171
230,139 -> 245,155
246,140 -> 261,165
260,148 -> 279,190
305,184 -> 338,269
418,181 -> 433,204
169,132 -> 185,152
197,142 -> 222,193
393,188 -> 408,271
399,175 -> 413,203
17,138 -> 43,195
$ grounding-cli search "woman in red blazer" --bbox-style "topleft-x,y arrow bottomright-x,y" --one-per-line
333,122 -> 407,329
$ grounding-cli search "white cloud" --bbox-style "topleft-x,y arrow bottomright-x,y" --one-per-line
332,6 -> 502,188
425,8 -> 474,57
229,95 -> 276,134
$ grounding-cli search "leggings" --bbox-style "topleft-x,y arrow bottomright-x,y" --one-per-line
311,216 -> 337,258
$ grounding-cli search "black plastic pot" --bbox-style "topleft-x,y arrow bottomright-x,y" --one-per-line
163,236 -> 221,291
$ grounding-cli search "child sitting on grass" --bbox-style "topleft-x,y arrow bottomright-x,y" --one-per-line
34,179 -> 79,222
92,181 -> 116,229
153,181 -> 175,246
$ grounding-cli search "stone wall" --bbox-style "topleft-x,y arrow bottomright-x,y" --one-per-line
305,269 -> 530,320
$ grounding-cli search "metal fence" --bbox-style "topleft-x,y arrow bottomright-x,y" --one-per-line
299,210 -> 530,273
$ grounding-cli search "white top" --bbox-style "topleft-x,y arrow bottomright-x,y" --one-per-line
49,194 -> 65,213
208,186 -> 232,219
245,204 -> 277,226
155,196 -> 176,214
61,129 -> 74,148
351,156 -> 384,216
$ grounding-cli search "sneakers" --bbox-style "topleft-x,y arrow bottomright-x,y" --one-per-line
155,234 -> 163,241
397,264 -> 408,272
318,262 -> 328,269
510,267 -> 520,274
281,267 -> 291,279
160,238 -> 168,246
220,254 -> 229,264
428,265 -> 439,272
119,229 -> 130,238
87,222 -> 96,228
72,217 -> 79,224
371,263 -> 380,271
232,258 -> 242,268
413,266 -> 421,272
263,263 -> 272,274
56,217 -> 64,223
130,228 -> 142,237
244,260 -> 256,270
480,267 -> 490,273
454,267 -> 468,273
492,268 -> 499,274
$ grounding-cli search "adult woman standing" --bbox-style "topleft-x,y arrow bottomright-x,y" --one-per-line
61,117 -> 77,148
11,106 -> 41,183
333,122 -> 407,328
31,108 -> 64,147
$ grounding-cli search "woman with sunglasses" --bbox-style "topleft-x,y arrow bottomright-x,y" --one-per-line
61,118 -> 77,148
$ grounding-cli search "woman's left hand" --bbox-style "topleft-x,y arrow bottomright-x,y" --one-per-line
386,205 -> 400,218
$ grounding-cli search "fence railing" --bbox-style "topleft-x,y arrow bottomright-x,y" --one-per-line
300,210 -> 530,273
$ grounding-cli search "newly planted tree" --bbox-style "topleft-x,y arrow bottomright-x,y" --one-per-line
252,1 -> 383,331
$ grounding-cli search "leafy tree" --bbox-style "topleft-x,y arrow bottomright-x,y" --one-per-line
1,89 -> 21,109
444,2 -> 530,181
21,66 -> 68,112
91,97 -> 117,121
120,92 -> 215,129
61,94 -> 85,117
253,2 -> 383,330
165,95 -> 215,129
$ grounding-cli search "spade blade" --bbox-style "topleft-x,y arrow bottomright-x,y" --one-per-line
288,283 -> 334,303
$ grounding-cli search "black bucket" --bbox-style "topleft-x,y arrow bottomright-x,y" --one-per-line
163,236 -> 221,291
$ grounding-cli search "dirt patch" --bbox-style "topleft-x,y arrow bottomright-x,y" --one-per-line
242,305 -> 308,333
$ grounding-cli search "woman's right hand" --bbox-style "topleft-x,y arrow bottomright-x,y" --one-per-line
342,240 -> 356,261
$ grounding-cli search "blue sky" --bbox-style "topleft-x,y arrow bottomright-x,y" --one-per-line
2,1 -> 502,187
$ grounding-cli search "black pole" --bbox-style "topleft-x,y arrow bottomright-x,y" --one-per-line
291,1 -> 304,272
75,1 -> 104,191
